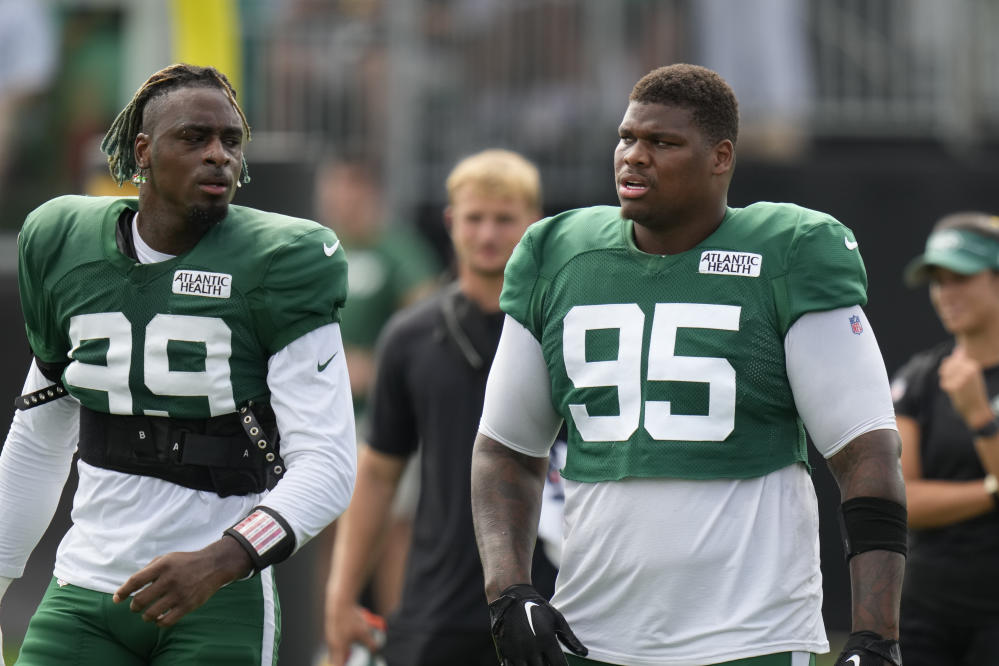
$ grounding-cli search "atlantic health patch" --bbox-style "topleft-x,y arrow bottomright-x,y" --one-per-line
698,250 -> 762,277
172,270 -> 233,298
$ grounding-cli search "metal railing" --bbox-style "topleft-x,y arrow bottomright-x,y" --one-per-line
47,0 -> 997,217
239,0 -> 999,217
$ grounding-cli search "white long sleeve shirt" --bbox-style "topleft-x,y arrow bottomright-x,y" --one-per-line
0,218 -> 356,593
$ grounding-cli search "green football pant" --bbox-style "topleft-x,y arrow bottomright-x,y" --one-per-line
566,651 -> 817,665
16,573 -> 280,666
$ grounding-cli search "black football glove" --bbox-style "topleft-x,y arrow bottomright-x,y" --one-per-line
488,584 -> 587,666
834,631 -> 902,666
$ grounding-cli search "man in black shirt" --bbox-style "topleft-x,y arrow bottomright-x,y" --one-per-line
323,149 -> 553,666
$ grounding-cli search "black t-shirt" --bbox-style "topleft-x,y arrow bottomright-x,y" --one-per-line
892,341 -> 999,618
368,283 -> 554,644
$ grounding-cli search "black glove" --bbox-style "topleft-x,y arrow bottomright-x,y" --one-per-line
834,631 -> 902,666
488,584 -> 587,666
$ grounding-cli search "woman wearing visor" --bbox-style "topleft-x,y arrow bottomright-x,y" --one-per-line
892,211 -> 999,664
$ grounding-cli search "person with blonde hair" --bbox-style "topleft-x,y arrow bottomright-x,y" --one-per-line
324,149 -> 555,666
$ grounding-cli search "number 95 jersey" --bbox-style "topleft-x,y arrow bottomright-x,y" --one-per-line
501,202 -> 867,482
18,195 -> 348,419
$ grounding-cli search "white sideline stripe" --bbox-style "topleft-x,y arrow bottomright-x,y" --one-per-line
261,568 -> 277,666
792,652 -> 812,666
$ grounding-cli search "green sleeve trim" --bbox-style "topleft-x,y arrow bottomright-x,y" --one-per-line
267,314 -> 338,355
782,222 -> 868,333
256,226 -> 347,354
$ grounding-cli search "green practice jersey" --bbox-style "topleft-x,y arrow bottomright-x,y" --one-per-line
18,195 -> 348,419
501,203 -> 867,482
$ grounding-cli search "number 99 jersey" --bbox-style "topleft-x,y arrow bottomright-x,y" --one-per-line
500,203 -> 867,483
18,195 -> 348,419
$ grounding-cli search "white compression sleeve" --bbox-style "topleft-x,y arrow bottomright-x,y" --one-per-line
260,322 -> 357,550
0,360 -> 79,579
479,315 -> 563,457
784,305 -> 897,458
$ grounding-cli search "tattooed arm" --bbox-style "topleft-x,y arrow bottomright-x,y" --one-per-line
783,308 -> 905,644
826,428 -> 906,639
471,433 -> 549,602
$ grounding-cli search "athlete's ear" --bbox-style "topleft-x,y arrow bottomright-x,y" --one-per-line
134,133 -> 151,170
711,139 -> 734,176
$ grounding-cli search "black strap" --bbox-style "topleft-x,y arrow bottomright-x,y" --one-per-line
973,417 -> 999,439
440,283 -> 485,370
839,496 -> 908,560
14,383 -> 68,410
237,400 -> 284,488
14,358 -> 71,410
77,404 -> 284,497
224,506 -> 296,572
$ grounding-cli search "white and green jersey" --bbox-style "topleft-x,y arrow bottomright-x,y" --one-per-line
2,195 -> 356,595
501,202 -> 867,482
491,202 -> 872,663
18,195 -> 347,417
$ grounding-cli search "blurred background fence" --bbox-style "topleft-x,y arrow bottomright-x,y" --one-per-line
4,0 -> 998,232
224,0 -> 999,215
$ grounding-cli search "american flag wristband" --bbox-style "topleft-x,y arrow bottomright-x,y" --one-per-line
224,506 -> 296,572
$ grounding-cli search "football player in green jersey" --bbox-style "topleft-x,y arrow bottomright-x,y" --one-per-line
471,64 -> 906,666
0,64 -> 357,665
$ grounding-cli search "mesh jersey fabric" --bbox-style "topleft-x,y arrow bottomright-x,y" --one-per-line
18,195 -> 348,418
500,202 -> 867,482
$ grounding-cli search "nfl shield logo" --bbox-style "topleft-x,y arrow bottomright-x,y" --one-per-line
849,315 -> 863,335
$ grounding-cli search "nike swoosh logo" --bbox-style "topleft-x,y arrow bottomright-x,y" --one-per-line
844,237 -> 859,250
847,655 -> 861,666
317,351 -> 339,372
523,601 -> 539,636
323,240 -> 341,257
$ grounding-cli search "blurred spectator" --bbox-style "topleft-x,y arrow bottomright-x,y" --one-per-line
263,0 -> 387,153
323,149 -> 559,666
313,156 -> 440,426
892,212 -> 999,664
0,0 -> 56,206
691,0 -> 813,161
51,8 -> 122,193
313,154 -> 440,628
460,2 -> 592,162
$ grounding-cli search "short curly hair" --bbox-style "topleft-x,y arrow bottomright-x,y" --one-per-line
630,64 -> 739,148
101,63 -> 251,187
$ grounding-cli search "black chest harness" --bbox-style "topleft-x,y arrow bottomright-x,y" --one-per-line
15,210 -> 285,498
17,378 -> 285,498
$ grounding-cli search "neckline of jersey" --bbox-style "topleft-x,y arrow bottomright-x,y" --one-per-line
620,206 -> 737,261
101,199 -> 210,281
